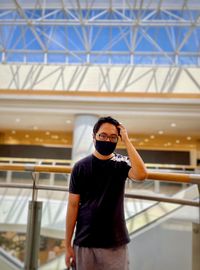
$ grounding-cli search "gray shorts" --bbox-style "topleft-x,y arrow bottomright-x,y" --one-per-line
74,244 -> 129,270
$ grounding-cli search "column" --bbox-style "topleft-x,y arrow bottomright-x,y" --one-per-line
72,114 -> 98,162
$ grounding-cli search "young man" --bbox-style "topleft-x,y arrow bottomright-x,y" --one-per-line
65,116 -> 147,270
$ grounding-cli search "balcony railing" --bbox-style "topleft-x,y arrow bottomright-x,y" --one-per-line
0,163 -> 199,270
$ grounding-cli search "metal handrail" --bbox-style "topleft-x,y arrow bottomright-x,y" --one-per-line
1,157 -> 199,171
0,182 -> 199,207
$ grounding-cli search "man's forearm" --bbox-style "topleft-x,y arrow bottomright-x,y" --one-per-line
117,123 -> 147,180
65,204 -> 79,248
124,138 -> 147,180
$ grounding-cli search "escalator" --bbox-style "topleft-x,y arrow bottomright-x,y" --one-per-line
0,248 -> 23,270
126,184 -> 199,236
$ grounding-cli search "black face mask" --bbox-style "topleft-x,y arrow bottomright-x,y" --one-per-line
95,140 -> 117,156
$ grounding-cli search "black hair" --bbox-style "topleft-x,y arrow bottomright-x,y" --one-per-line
93,116 -> 120,135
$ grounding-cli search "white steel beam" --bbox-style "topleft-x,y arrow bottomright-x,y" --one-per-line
0,1 -> 200,10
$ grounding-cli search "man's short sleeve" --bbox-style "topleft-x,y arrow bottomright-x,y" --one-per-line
112,154 -> 131,179
69,163 -> 81,194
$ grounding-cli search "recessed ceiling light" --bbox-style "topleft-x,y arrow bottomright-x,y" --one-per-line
158,130 -> 164,135
51,135 -> 59,139
130,138 -> 137,142
15,118 -> 21,123
65,120 -> 71,124
164,142 -> 171,147
171,123 -> 176,127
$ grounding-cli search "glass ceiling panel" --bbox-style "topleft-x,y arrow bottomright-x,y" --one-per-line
0,2 -> 199,66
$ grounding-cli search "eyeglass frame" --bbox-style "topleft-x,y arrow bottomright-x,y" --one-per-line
96,132 -> 119,143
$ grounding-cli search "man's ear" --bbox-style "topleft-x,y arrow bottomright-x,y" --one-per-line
117,127 -> 122,139
92,135 -> 96,145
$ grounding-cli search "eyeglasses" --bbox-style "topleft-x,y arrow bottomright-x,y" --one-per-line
97,133 -> 118,143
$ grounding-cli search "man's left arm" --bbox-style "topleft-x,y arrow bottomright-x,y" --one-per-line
118,124 -> 147,181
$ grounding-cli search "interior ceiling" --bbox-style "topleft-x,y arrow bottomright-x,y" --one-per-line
0,107 -> 199,151
0,112 -> 199,137
0,92 -> 199,140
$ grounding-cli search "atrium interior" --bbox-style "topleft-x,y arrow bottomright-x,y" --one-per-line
0,1 -> 199,270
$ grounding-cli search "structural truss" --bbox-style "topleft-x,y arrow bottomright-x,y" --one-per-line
0,0 -> 200,66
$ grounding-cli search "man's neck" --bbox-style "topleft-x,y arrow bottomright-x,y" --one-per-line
93,150 -> 114,160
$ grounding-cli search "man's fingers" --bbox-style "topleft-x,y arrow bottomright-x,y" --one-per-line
66,256 -> 75,268
65,259 -> 70,268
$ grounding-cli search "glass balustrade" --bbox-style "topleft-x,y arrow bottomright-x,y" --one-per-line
129,204 -> 200,270
0,168 -> 199,270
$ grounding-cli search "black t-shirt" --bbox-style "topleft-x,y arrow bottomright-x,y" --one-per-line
69,153 -> 131,248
